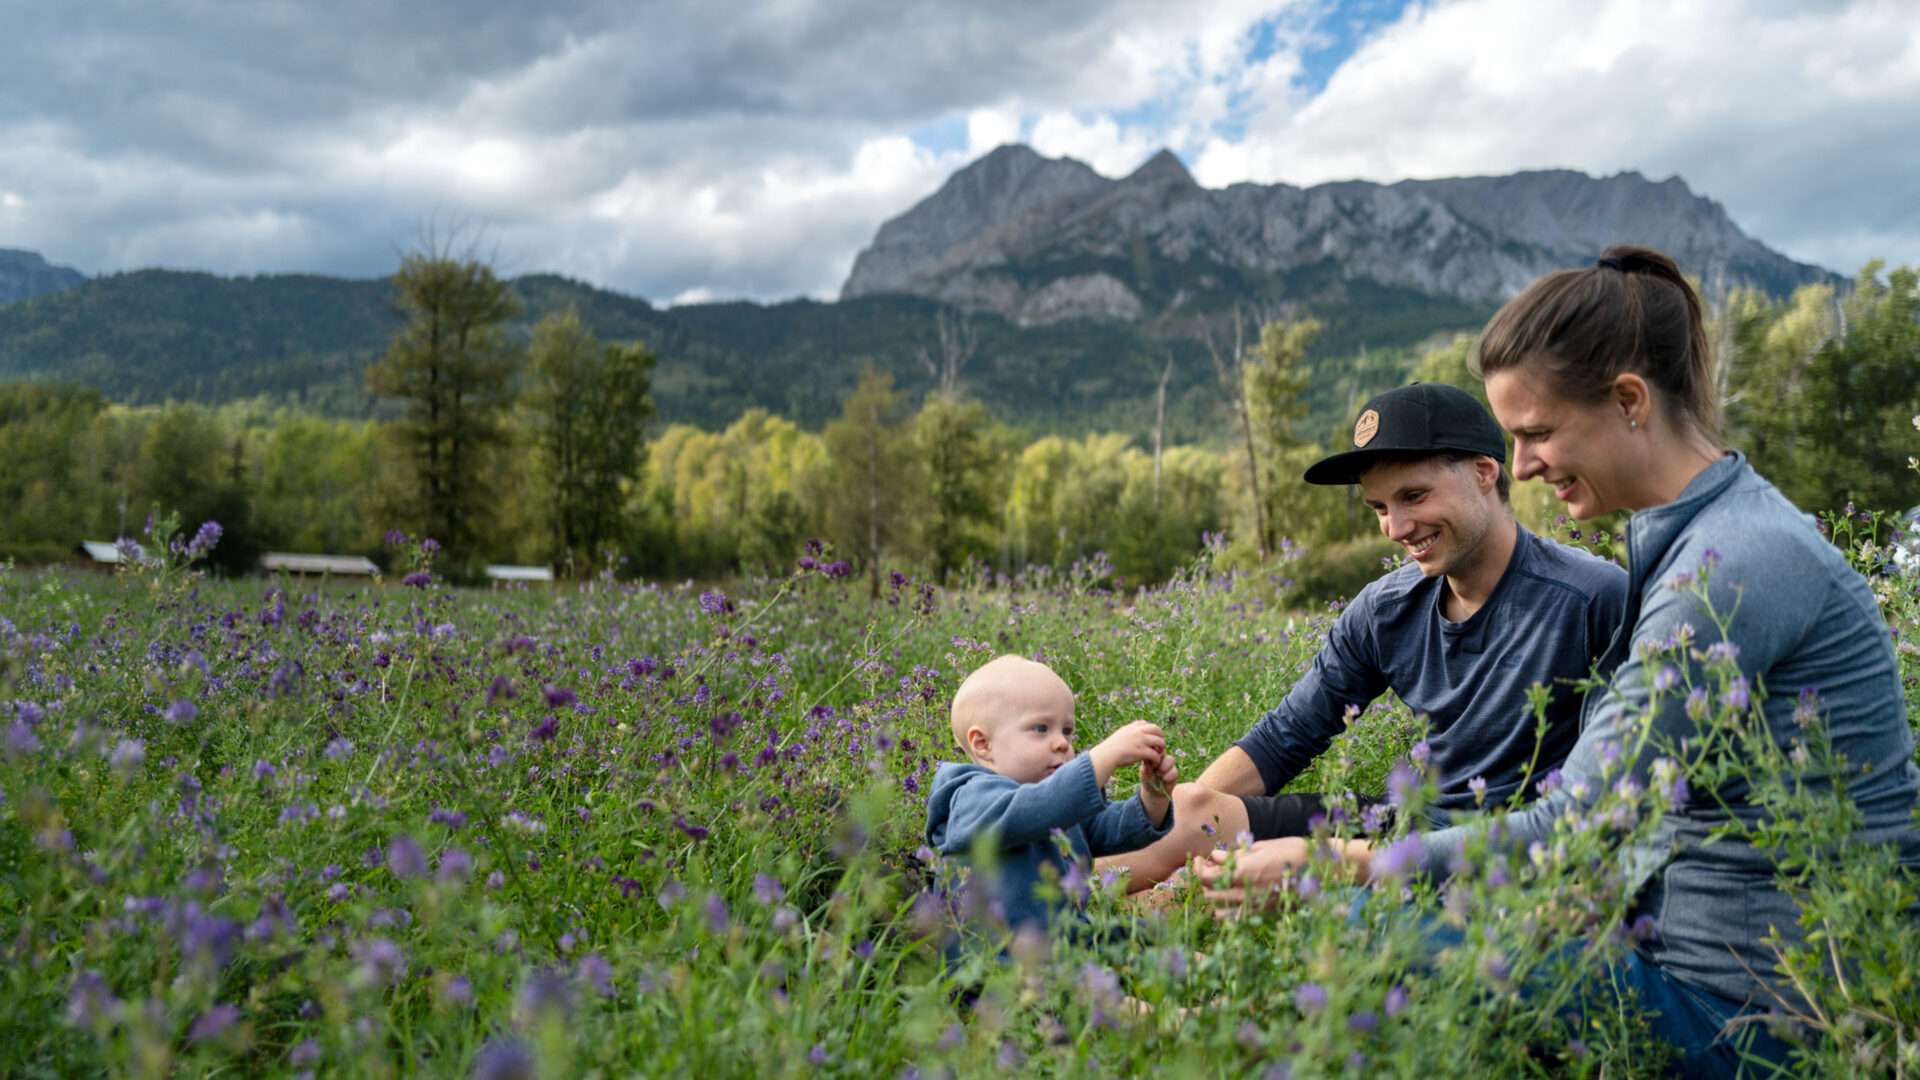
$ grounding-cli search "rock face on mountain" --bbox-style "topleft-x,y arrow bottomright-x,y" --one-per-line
842,145 -> 1834,325
0,249 -> 86,305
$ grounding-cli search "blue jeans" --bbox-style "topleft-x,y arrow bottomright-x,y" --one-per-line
1351,887 -> 1799,1078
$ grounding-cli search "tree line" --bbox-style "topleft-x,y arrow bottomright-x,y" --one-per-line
0,255 -> 1912,590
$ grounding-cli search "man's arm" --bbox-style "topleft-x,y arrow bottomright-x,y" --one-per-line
1196,745 -> 1267,797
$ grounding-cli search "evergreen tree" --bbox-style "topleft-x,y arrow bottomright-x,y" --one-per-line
365,251 -> 521,559
523,310 -> 656,573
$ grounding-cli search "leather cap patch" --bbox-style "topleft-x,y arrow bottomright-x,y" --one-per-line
1354,409 -> 1380,448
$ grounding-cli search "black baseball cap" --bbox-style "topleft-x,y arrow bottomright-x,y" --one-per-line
1303,382 -> 1506,486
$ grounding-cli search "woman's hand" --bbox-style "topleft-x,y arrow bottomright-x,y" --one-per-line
1195,837 -> 1375,913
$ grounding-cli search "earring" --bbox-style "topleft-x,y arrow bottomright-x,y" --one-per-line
1629,419 -> 1638,430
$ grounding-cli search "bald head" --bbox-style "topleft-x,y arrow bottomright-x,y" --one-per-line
951,654 -> 1075,762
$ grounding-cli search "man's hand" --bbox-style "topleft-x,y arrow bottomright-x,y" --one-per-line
1138,751 -> 1178,825
1089,720 -> 1167,786
1194,837 -> 1311,912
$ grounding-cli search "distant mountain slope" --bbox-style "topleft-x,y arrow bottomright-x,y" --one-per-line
843,145 -> 1837,324
0,249 -> 85,304
0,264 -> 1481,438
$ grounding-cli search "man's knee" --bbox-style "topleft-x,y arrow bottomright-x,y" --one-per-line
1172,783 -> 1237,836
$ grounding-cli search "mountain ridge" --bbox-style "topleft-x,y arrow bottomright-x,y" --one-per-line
841,145 -> 1836,324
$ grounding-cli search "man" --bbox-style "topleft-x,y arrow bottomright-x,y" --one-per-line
1111,383 -> 1627,887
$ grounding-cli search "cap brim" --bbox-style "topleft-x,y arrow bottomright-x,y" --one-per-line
1301,448 -> 1382,486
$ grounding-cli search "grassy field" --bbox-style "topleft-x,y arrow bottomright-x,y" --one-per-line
2,530 -> 1916,1077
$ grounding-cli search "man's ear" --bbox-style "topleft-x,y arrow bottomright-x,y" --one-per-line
1472,454 -> 1501,494
965,726 -> 992,762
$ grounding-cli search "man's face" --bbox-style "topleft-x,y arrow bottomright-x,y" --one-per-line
1359,456 -> 1500,580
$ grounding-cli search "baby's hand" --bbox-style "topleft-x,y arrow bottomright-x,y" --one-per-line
1140,751 -> 1178,825
1143,751 -> 1178,798
1089,720 -> 1166,786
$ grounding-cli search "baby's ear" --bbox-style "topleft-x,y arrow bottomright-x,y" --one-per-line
965,726 -> 991,759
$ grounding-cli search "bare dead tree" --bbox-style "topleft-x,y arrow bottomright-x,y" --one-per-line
916,307 -> 978,399
1201,305 -> 1268,558
1152,351 -> 1175,508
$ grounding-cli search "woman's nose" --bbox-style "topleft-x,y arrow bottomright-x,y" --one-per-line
1512,441 -> 1542,480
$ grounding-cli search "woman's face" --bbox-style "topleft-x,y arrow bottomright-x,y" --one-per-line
1485,365 -> 1636,519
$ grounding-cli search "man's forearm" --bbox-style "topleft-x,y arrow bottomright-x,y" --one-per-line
1196,745 -> 1267,797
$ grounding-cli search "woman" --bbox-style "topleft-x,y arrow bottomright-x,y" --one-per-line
1201,245 -> 1920,1076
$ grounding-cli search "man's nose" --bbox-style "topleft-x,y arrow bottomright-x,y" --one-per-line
1381,509 -> 1414,541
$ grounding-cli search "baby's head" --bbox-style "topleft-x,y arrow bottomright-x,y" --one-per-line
950,655 -> 1077,784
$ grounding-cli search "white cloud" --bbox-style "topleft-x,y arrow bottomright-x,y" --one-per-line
1194,0 -> 1920,271
1,0 -> 1912,300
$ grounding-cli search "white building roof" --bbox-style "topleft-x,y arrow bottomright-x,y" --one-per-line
485,564 -> 555,582
260,552 -> 379,575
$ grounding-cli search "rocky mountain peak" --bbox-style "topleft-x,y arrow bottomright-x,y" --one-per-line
0,249 -> 86,305
841,145 -> 1836,326
1123,149 -> 1197,190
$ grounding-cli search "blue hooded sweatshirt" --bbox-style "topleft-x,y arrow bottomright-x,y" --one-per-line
925,752 -> 1174,931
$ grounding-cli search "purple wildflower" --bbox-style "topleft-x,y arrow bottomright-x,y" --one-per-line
658,879 -> 685,909
387,835 -> 428,879
516,968 -> 575,1022
578,953 -> 614,996
1294,982 -> 1327,1015
1348,1011 -> 1380,1035
703,893 -> 730,935
109,738 -> 146,775
808,1045 -> 828,1066
66,970 -> 118,1027
1409,740 -> 1431,769
472,1037 -> 537,1080
165,699 -> 196,725
1384,984 -> 1409,1017
1654,666 -> 1680,692
3,720 -> 38,758
402,571 -> 432,588
753,873 -> 784,906
487,675 -> 514,705
189,1003 -> 241,1043
1370,836 -> 1423,881
542,685 -> 575,709
290,1038 -> 321,1066
353,937 -> 407,986
1468,775 -> 1488,806
437,847 -> 472,882
698,590 -> 733,616
1386,762 -> 1419,808
1720,677 -> 1751,712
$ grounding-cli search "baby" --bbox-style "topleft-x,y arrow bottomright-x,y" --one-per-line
924,654 -> 1178,932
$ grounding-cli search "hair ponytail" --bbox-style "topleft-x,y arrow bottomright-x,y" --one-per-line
1476,244 -> 1722,442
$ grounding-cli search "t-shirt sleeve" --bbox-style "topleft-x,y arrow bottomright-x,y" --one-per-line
1236,589 -> 1388,796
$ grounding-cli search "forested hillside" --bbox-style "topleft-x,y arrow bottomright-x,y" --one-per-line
0,264 -> 1487,439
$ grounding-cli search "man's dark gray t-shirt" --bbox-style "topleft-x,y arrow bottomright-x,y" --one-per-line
1237,526 -> 1628,813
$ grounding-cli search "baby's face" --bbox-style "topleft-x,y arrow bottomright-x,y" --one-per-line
982,675 -> 1077,784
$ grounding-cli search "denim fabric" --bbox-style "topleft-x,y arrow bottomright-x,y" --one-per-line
1417,452 -> 1920,1005
926,753 -> 1173,931
1352,886 -> 1799,1078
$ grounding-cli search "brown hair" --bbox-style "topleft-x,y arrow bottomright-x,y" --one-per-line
1475,245 -> 1722,443
1363,450 -> 1511,504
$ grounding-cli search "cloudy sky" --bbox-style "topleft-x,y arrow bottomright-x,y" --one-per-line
3,0 -> 1915,304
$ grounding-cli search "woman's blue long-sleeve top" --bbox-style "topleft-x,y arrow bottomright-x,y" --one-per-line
925,752 -> 1173,931
1415,452 -> 1920,1005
